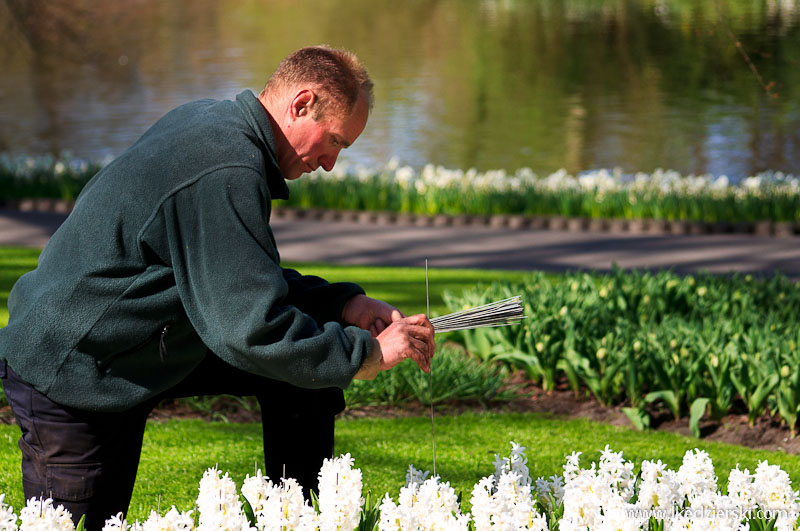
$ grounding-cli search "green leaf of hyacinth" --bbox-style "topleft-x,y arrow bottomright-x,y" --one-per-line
749,374 -> 780,425
310,489 -> 321,514
690,398 -> 710,439
645,390 -> 680,420
240,494 -> 256,528
622,406 -> 650,431
357,491 -> 381,531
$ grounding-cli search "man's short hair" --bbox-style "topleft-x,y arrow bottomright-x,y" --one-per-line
262,45 -> 374,120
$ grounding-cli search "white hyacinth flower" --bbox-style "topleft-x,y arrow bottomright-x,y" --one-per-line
0,494 -> 18,531
562,451 -> 582,484
241,472 -> 316,531
316,453 -> 363,531
405,465 -> 430,487
598,445 -> 635,501
680,491 -> 742,531
597,498 -> 647,531
534,475 -> 564,507
241,470 -> 271,518
379,473 -> 469,530
132,507 -> 194,531
102,512 -> 129,531
19,498 -> 74,531
751,460 -> 800,530
492,442 -> 532,488
471,442 -> 547,530
470,476 -> 498,530
678,449 -> 718,502
560,468 -> 606,530
636,459 -> 682,523
196,467 -> 251,531
471,472 -> 547,530
727,466 -> 756,514
559,447 -> 641,531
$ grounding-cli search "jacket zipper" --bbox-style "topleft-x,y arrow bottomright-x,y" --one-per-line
159,324 -> 171,362
97,323 -> 172,370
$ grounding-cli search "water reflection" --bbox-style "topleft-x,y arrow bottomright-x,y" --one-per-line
0,0 -> 798,179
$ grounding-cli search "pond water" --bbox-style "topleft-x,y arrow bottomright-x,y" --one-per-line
1,0 -> 798,180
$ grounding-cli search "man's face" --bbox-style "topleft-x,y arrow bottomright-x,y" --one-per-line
279,91 -> 369,180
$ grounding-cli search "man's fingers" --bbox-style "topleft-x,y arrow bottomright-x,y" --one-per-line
407,335 -> 433,372
399,320 -> 436,364
405,313 -> 436,336
404,313 -> 430,324
407,345 -> 431,372
374,313 -> 436,374
390,309 -> 404,322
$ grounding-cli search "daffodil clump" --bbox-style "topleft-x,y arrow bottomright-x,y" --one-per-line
0,154 -> 105,201
4,155 -> 798,223
285,159 -> 800,223
444,268 -> 800,437
1,445 -> 798,531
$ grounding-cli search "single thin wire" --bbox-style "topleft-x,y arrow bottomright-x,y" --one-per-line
426,259 -> 436,477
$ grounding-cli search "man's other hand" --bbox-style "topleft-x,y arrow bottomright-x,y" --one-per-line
342,294 -> 404,337
375,314 -> 435,373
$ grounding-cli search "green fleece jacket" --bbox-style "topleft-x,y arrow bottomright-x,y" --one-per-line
0,90 -> 376,411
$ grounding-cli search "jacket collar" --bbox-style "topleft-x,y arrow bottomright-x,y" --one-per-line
235,90 -> 290,200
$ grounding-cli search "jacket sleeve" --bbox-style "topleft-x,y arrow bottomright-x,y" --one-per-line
281,268 -> 365,327
141,167 -> 375,390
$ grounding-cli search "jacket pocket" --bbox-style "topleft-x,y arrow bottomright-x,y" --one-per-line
96,323 -> 172,371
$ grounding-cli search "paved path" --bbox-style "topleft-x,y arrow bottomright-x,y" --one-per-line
1,209 -> 798,277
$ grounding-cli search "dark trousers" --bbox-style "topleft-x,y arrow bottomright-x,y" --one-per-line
0,356 -> 345,530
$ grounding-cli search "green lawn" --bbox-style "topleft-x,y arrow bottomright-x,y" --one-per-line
3,247 -> 800,523
0,247 -> 39,327
281,261 -> 531,318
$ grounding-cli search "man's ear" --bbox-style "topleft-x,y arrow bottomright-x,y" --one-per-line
291,89 -> 316,119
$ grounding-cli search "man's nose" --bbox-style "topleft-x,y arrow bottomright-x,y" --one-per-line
320,149 -> 342,171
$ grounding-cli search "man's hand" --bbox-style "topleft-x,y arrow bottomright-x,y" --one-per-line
375,314 -> 435,373
342,294 -> 404,337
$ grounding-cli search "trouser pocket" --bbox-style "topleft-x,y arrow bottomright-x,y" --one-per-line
46,462 -> 103,502
18,435 -> 102,502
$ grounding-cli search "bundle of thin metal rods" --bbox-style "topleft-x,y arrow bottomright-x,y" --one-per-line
430,296 -> 526,334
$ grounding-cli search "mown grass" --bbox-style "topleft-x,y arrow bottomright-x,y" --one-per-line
0,247 -> 39,327
3,414 -> 800,522
281,261 -> 530,318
